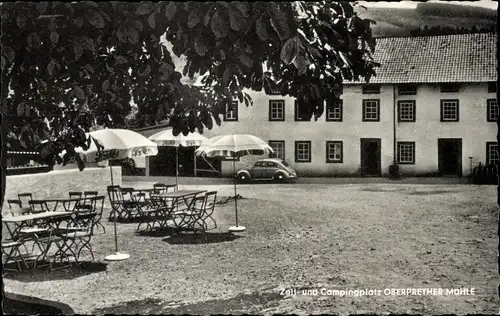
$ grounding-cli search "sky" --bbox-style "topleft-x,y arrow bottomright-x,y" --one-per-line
358,0 -> 498,9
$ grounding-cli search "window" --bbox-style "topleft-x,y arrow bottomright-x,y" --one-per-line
326,141 -> 343,163
268,140 -> 285,160
488,82 -> 497,93
362,84 -> 380,94
487,99 -> 498,122
265,161 -> 278,168
397,142 -> 415,164
362,99 -> 380,122
269,100 -> 285,121
440,83 -> 460,93
398,84 -> 417,95
398,100 -> 416,122
254,161 -> 265,167
326,99 -> 343,122
295,141 -> 311,163
294,100 -> 309,121
224,101 -> 238,121
486,142 -> 499,165
440,99 -> 459,122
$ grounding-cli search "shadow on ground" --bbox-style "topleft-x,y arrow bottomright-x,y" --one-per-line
163,232 -> 243,245
93,290 -> 284,315
3,261 -> 107,282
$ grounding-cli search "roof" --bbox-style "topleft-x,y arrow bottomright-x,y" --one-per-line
134,124 -> 170,138
346,33 -> 497,84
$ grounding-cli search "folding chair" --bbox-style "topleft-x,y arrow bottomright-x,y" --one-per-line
28,200 -> 51,214
69,192 -> 82,199
2,222 -> 31,271
107,185 -> 127,221
91,196 -> 106,233
2,239 -> 29,271
175,195 -> 208,233
33,227 -> 65,270
74,191 -> 98,212
18,193 -> 33,212
7,199 -> 30,216
57,212 -> 97,262
201,191 -> 218,230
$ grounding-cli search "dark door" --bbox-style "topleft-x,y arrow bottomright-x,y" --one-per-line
360,138 -> 382,176
438,139 -> 462,176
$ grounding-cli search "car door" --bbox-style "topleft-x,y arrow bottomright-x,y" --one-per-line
265,161 -> 279,179
251,161 -> 266,179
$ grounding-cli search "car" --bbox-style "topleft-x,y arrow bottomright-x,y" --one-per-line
235,158 -> 297,183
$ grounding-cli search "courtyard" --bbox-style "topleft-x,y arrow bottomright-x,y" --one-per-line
4,181 -> 499,315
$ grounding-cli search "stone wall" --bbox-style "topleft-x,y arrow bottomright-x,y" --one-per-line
2,166 -> 121,215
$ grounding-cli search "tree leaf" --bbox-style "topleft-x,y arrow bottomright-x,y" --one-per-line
211,10 -> 229,39
5,46 -> 15,63
293,53 -> 307,75
47,59 -> 57,76
127,26 -> 139,44
238,54 -> 253,68
37,2 -> 49,14
255,18 -> 268,41
74,86 -> 85,100
228,5 -> 246,31
222,67 -> 231,85
194,36 -> 206,56
140,64 -> 151,76
159,62 -> 174,80
86,11 -> 105,28
16,14 -> 26,29
136,2 -> 153,15
27,32 -> 41,48
115,55 -> 128,64
17,103 -> 25,116
165,2 -> 177,20
74,16 -> 85,28
148,13 -> 156,29
131,20 -> 143,32
117,26 -> 128,43
101,79 -> 109,92
74,41 -> 84,60
233,1 -> 250,17
280,36 -> 298,64
50,32 -> 60,44
188,10 -> 201,28
268,3 -> 290,41
204,10 -> 212,26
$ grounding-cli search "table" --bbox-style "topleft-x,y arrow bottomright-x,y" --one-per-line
3,211 -> 73,238
3,211 -> 73,270
142,190 -> 207,232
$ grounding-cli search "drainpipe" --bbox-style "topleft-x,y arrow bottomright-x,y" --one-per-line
393,85 -> 397,166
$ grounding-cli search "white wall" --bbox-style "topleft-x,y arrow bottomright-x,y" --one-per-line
202,83 -> 496,177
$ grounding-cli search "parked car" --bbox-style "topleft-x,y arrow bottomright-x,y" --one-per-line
235,158 -> 297,183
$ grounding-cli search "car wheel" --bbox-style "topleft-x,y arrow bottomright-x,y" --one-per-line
237,173 -> 249,183
273,173 -> 286,183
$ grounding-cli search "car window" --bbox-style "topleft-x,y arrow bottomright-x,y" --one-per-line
266,162 -> 278,168
254,161 -> 264,167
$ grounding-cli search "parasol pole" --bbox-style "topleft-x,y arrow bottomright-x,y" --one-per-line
229,152 -> 245,232
233,157 -> 238,226
175,146 -> 179,191
110,164 -> 118,253
105,161 -> 130,261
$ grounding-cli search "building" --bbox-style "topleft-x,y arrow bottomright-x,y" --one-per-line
139,33 -> 498,178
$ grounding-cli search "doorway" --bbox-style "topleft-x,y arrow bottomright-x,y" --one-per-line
438,138 -> 462,176
360,138 -> 382,176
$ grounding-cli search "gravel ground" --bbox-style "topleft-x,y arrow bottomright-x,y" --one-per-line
4,182 -> 498,315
